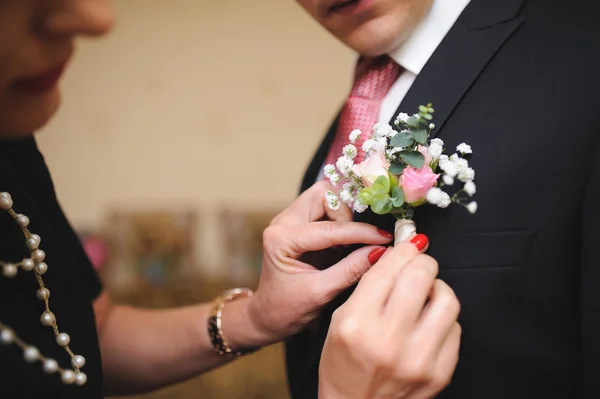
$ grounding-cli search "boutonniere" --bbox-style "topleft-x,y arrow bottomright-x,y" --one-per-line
324,104 -> 477,244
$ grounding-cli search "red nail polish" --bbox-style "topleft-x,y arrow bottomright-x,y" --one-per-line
410,234 -> 429,251
377,229 -> 394,240
368,247 -> 386,265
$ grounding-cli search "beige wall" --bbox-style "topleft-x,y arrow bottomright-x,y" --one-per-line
37,0 -> 354,276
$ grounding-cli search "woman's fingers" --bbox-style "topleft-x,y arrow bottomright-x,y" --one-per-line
263,221 -> 392,259
270,181 -> 353,226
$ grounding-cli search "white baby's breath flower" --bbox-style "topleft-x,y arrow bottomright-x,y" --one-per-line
466,201 -> 478,214
457,143 -> 473,155
458,167 -> 475,183
442,174 -> 454,185
336,157 -> 354,177
439,159 -> 458,178
454,158 -> 469,171
325,191 -> 341,211
437,192 -> 452,208
362,139 -> 376,153
340,188 -> 354,205
373,123 -> 395,138
372,137 -> 388,153
428,142 -> 443,159
353,201 -> 369,213
429,123 -> 435,130
324,164 -> 336,179
349,129 -> 362,143
464,181 -> 476,196
426,187 -> 443,205
431,138 -> 444,147
330,173 -> 340,186
438,154 -> 449,162
387,147 -> 403,157
396,113 -> 409,123
413,113 -> 421,119
450,153 -> 459,162
343,144 -> 358,159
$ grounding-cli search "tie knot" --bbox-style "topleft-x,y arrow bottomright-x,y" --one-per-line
350,55 -> 401,101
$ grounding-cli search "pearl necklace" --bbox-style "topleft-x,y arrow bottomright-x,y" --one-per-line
0,192 -> 87,386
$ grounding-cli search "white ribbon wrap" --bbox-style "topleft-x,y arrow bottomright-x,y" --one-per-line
394,219 -> 417,246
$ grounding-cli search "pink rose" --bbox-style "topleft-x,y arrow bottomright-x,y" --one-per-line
418,145 -> 433,166
353,152 -> 390,187
400,165 -> 439,203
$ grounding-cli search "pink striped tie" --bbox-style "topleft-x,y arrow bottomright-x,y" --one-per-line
324,55 -> 401,167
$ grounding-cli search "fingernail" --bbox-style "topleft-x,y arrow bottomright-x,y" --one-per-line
410,234 -> 429,251
377,229 -> 394,240
368,247 -> 386,265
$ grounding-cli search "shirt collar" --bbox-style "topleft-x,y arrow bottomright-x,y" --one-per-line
389,0 -> 471,75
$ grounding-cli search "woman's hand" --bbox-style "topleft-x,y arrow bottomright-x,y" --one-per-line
319,241 -> 461,399
230,181 -> 393,348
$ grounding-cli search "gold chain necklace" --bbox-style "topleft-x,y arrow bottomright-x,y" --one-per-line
0,192 -> 87,386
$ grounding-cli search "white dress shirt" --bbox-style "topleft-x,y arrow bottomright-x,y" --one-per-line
378,0 -> 471,124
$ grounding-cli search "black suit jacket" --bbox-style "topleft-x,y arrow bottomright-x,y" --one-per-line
286,0 -> 600,397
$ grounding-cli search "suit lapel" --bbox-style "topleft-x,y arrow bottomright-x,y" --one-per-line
390,0 -> 526,137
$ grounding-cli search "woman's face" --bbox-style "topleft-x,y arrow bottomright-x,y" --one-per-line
0,0 -> 114,139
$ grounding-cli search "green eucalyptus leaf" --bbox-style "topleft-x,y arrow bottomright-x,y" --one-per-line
390,186 -> 405,207
423,114 -> 433,121
358,188 -> 374,205
400,151 -> 425,169
389,163 -> 406,175
387,171 -> 399,188
372,195 -> 393,215
390,132 -> 414,148
406,116 -> 422,128
372,175 -> 390,195
410,128 -> 428,144
418,105 -> 429,113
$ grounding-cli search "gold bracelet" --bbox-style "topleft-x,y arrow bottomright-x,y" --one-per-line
207,288 -> 259,358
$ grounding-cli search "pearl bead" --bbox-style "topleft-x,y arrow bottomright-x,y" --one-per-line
0,192 -> 10,199
72,355 -> 86,369
2,263 -> 18,278
23,346 -> 40,362
43,359 -> 59,374
41,311 -> 56,327
75,372 -> 87,386
61,370 -> 76,384
0,196 -> 13,210
37,288 -> 50,300
56,333 -> 70,347
21,258 -> 35,271
16,214 -> 30,228
26,234 -> 41,250
0,329 -> 14,344
32,249 -> 45,262
35,262 -> 48,275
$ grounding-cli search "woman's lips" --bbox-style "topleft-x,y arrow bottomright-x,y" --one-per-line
12,63 -> 67,94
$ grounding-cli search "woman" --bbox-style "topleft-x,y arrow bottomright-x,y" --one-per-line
0,1 -> 461,398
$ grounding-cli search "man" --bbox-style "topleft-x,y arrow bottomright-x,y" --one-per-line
287,0 -> 600,397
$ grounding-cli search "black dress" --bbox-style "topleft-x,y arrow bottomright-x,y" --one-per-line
0,137 -> 104,398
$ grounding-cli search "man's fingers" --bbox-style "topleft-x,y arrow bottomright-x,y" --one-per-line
264,221 -> 392,259
270,181 -> 353,226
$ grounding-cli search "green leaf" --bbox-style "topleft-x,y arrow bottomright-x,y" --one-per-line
357,188 -> 374,205
390,186 -> 405,207
423,114 -> 433,121
410,128 -> 428,144
390,132 -> 414,148
400,151 -> 425,169
387,171 -> 399,187
372,175 -> 390,196
406,116 -> 421,128
418,105 -> 429,113
372,195 -> 393,215
389,163 -> 406,175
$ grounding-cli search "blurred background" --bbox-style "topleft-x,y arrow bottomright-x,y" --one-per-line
37,0 -> 354,398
